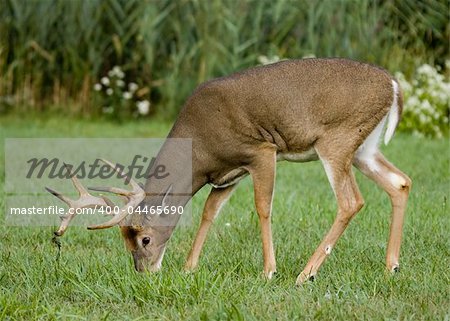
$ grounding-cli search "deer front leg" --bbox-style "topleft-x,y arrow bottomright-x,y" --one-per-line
296,157 -> 364,285
185,185 -> 236,271
249,148 -> 277,279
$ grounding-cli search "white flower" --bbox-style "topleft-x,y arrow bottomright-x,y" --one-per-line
257,55 -> 281,65
417,64 -> 435,76
123,92 -> 132,100
101,77 -> 110,86
225,222 -> 231,227
106,88 -> 113,96
421,99 -> 432,112
94,83 -> 102,91
116,79 -> 125,87
406,96 -> 420,108
136,100 -> 150,115
258,56 -> 268,64
129,82 -> 138,92
112,66 -> 125,79
108,66 -> 125,79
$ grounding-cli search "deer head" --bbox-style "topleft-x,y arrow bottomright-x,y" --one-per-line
47,159 -> 173,272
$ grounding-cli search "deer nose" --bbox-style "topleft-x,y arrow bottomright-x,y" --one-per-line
132,251 -> 144,272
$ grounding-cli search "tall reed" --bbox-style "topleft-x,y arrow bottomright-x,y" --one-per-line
0,0 -> 447,117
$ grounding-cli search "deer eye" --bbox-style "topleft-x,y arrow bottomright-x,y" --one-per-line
142,237 -> 151,247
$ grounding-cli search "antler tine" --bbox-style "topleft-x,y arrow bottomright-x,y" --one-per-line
87,208 -> 131,230
100,195 -> 116,208
45,187 -> 72,207
100,158 -> 143,192
46,186 -> 77,236
88,186 -> 131,196
63,163 -> 89,196
54,212 -> 76,236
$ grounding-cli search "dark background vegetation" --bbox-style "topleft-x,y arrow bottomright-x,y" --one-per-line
0,0 -> 448,118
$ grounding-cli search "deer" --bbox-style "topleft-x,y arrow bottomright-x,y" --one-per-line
47,58 -> 411,284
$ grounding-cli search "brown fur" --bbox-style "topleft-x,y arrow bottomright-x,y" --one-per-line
171,58 -> 394,187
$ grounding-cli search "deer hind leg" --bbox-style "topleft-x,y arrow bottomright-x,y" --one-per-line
297,153 -> 364,285
248,148 -> 277,279
185,185 -> 237,271
354,151 -> 411,272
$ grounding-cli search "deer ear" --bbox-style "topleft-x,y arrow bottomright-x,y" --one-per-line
155,185 -> 173,222
143,185 -> 173,223
161,185 -> 173,208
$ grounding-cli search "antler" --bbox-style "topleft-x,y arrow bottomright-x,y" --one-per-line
46,160 -> 145,235
46,163 -> 114,236
87,159 -> 145,230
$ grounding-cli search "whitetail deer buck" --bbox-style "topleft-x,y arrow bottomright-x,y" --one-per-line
48,58 -> 411,284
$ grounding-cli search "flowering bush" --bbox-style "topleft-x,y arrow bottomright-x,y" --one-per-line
396,62 -> 450,138
93,66 -> 151,120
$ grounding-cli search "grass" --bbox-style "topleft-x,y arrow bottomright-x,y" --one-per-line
0,115 -> 449,320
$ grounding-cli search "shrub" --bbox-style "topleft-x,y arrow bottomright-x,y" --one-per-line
396,62 -> 450,138
93,66 -> 151,121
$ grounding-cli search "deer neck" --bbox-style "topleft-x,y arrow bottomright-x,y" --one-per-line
141,124 -> 208,227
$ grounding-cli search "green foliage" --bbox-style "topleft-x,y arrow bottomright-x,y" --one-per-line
0,116 -> 449,319
396,62 -> 450,138
0,0 -> 448,118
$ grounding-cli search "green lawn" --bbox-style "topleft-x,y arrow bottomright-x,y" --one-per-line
1,115 -> 449,320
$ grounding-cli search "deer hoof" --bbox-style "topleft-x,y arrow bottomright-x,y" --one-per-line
295,272 -> 315,285
184,264 -> 197,273
391,265 -> 400,273
264,270 -> 277,280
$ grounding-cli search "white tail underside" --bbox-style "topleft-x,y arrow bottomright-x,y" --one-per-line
384,80 -> 400,145
355,79 -> 400,172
